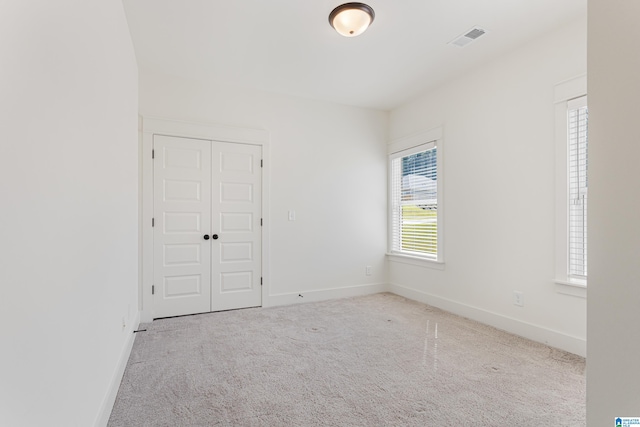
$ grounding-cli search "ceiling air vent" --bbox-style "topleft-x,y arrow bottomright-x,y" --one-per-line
449,27 -> 487,48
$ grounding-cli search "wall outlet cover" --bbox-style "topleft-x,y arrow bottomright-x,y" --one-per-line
513,291 -> 524,307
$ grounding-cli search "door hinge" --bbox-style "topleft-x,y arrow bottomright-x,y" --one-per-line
261,159 -> 263,168
152,285 -> 155,295
260,277 -> 263,286
152,149 -> 155,159
152,218 -> 155,227
260,218 -> 263,226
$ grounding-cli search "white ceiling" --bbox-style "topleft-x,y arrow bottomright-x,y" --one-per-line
122,0 -> 586,111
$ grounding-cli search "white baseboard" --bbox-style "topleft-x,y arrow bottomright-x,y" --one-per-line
389,283 -> 586,357
94,311 -> 141,427
266,283 -> 390,308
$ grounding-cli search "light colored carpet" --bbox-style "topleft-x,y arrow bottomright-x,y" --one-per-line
108,293 -> 585,426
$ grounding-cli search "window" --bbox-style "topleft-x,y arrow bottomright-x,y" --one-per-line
554,75 -> 587,293
568,97 -> 588,279
390,141 -> 440,260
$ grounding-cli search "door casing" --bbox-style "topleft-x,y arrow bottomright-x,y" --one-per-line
140,117 -> 271,322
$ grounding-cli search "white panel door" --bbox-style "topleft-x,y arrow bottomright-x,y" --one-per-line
211,142 -> 262,311
153,136 -> 262,318
153,135 -> 212,318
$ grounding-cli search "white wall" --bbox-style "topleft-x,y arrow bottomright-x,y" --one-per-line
139,72 -> 388,308
388,18 -> 587,355
0,1 -> 139,426
587,0 -> 640,424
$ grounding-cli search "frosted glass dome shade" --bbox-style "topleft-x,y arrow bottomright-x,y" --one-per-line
329,3 -> 375,37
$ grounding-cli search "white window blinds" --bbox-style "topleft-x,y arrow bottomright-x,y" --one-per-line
390,142 -> 438,258
568,97 -> 588,278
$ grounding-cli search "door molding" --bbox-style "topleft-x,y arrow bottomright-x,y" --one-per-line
140,117 -> 271,322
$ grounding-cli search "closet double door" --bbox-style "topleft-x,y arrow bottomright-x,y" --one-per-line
153,134 -> 262,318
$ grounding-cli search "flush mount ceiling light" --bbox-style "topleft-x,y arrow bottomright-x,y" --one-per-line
329,3 -> 375,37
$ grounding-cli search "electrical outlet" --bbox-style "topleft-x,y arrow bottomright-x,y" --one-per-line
365,266 -> 372,276
513,291 -> 524,307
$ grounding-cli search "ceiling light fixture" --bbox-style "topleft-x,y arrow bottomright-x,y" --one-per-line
329,3 -> 375,37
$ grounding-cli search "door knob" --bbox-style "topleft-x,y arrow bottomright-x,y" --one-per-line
203,234 -> 210,240
212,234 -> 219,240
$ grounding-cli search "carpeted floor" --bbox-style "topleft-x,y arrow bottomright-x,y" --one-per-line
108,293 -> 586,426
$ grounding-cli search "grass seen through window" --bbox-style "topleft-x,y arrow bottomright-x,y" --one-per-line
401,205 -> 437,255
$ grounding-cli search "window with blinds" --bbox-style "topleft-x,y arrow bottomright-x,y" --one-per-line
390,142 -> 438,258
568,97 -> 588,278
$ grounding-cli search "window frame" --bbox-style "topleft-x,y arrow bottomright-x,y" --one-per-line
554,75 -> 587,297
387,128 -> 444,267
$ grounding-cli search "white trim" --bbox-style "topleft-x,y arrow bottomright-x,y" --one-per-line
142,117 -> 269,144
554,74 -> 587,104
265,283 -> 389,307
386,253 -> 445,270
93,311 -> 141,427
389,140 -> 436,159
435,137 -> 444,262
555,279 -> 587,288
554,280 -> 587,299
141,121 -> 153,322
568,96 -> 588,110
389,283 -> 586,357
388,127 -> 442,155
140,117 -> 271,322
554,101 -> 569,288
138,115 -> 144,321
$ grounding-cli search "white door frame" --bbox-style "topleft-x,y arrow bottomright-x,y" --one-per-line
140,117 -> 270,322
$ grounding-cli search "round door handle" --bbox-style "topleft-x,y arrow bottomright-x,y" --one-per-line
212,234 -> 219,240
203,234 -> 210,240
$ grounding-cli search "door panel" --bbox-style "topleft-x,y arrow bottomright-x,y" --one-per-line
220,271 -> 253,291
220,242 -> 253,262
153,135 -> 212,318
163,244 -> 201,266
163,180 -> 202,201
220,182 -> 254,202
211,142 -> 262,312
220,213 -> 253,231
163,275 -> 202,297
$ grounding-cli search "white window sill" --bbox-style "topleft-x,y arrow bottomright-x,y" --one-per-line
554,279 -> 587,299
386,253 -> 445,270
